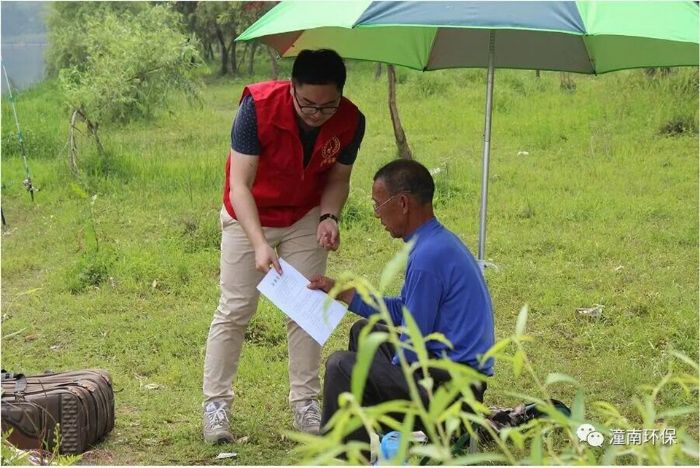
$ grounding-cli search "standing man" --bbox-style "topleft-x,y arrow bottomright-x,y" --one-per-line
308,159 -> 495,443
203,49 -> 365,444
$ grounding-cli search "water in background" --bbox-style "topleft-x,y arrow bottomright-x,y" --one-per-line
1,2 -> 48,93
2,42 -> 46,92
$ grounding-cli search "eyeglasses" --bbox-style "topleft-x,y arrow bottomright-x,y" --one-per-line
373,192 -> 408,214
292,87 -> 340,116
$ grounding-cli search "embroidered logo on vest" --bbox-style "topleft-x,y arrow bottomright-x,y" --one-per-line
321,136 -> 341,167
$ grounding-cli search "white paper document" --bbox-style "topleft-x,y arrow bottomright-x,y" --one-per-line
256,258 -> 347,346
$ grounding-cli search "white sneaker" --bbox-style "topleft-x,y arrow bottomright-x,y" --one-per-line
292,400 -> 321,434
202,401 -> 234,445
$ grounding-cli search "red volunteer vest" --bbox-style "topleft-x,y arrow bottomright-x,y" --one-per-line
223,81 -> 359,227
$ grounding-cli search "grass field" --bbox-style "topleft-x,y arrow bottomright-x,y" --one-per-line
1,60 -> 698,465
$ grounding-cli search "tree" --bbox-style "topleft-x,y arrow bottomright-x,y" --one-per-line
220,2 -> 273,76
54,4 -> 202,173
266,45 -> 279,80
182,1 -> 275,76
45,1 -> 148,77
193,2 -> 236,76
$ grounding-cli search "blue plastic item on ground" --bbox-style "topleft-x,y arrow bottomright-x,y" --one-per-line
379,431 -> 403,464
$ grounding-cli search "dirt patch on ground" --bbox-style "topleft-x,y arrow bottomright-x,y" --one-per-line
78,449 -> 115,465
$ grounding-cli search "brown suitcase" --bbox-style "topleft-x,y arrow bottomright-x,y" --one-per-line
1,369 -> 115,454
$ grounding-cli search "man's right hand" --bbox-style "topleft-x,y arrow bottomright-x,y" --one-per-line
254,243 -> 282,274
229,149 -> 277,273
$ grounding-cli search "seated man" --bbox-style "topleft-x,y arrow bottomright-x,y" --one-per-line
308,159 -> 495,442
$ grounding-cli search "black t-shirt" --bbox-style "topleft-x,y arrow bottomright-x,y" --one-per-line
231,94 -> 365,167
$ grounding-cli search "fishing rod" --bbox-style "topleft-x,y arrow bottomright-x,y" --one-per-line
2,62 -> 35,202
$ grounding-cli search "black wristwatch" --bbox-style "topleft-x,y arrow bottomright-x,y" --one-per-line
319,213 -> 339,224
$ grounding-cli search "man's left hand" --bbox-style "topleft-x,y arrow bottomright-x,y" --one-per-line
307,274 -> 335,293
317,219 -> 340,251
308,274 -> 355,304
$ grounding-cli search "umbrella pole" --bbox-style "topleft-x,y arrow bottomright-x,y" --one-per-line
478,30 -> 496,268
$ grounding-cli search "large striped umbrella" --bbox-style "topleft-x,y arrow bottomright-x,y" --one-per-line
238,1 -> 699,265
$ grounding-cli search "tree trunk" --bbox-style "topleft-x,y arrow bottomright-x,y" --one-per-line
206,42 -> 214,61
68,109 -> 80,175
560,72 -> 576,91
228,35 -> 237,76
374,63 -> 383,80
267,46 -> 279,80
87,120 -> 105,158
387,65 -> 412,160
247,42 -> 258,76
216,27 -> 228,75
238,43 -> 249,75
68,108 -> 104,174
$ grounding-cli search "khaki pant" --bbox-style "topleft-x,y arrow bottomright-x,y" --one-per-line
203,206 -> 328,408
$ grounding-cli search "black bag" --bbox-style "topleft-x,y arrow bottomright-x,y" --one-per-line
1,369 -> 115,454
453,399 -> 573,452
418,399 -> 572,464
486,399 -> 572,432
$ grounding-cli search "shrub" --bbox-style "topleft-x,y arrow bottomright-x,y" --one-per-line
65,251 -> 113,294
57,5 -> 202,125
658,115 -> 699,136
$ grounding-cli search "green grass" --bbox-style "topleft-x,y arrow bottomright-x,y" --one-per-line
1,60 -> 698,465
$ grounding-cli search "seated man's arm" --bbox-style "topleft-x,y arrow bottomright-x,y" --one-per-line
307,273 -> 408,324
398,269 -> 443,361
349,269 -> 442,361
348,293 -> 405,324
401,269 -> 441,333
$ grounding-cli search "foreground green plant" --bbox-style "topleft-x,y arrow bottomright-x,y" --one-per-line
1,426 -> 81,466
288,247 -> 699,465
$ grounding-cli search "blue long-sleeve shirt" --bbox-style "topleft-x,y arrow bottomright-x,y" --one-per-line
349,218 -> 495,376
